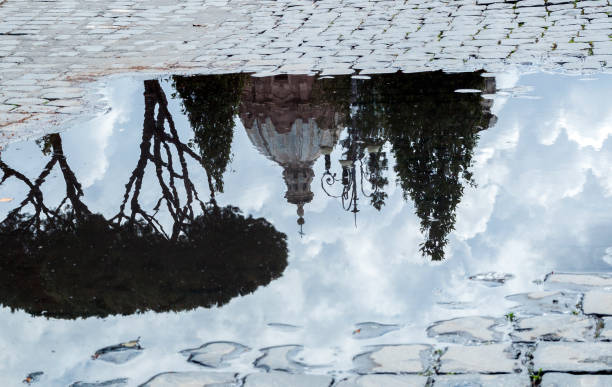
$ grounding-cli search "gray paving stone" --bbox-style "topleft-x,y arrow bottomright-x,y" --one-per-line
353,344 -> 431,374
180,341 -> 250,368
583,291 -> 612,316
254,345 -> 309,373
533,342 -> 612,372
506,291 -> 580,315
545,273 -> 612,288
511,315 -> 593,342
244,372 -> 333,387
439,344 -> 518,374
434,374 -> 530,387
140,371 -> 237,386
2,0 -> 612,136
427,316 -> 502,344
334,374 -> 428,387
541,373 -> 612,387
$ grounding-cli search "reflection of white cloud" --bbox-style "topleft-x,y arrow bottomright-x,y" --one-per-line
558,109 -> 612,151
455,184 -> 498,240
603,248 -> 612,266
238,184 -> 272,213
76,111 -> 117,188
68,83 -> 133,189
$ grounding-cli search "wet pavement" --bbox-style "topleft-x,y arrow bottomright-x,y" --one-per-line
0,71 -> 612,385
1,0 -> 612,135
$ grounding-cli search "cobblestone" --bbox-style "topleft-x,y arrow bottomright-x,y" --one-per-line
438,344 -> 518,374
533,342 -> 612,373
334,374 -> 428,387
353,344 -> 431,374
434,374 -> 530,387
584,291 -> 612,315
542,373 -> 612,387
511,315 -> 594,342
426,316 -> 503,344
1,0 -> 612,135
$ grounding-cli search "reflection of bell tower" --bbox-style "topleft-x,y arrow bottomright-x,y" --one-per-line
239,75 -> 344,234
283,166 -> 314,232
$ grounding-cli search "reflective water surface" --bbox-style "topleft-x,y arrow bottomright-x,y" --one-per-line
1,71 -> 612,385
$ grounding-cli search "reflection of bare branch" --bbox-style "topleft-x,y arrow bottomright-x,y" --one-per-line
1,79 -> 216,243
0,134 -> 90,231
111,80 -> 208,241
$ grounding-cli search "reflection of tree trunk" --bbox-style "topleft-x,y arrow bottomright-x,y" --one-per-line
112,80 -> 208,241
48,133 -> 91,222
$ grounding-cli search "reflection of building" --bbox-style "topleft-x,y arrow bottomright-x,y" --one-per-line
240,75 -> 344,232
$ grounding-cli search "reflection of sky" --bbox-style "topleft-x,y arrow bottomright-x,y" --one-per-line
1,73 -> 612,385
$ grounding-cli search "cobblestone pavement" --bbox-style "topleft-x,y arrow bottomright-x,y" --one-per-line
0,0 -> 611,137
71,273 -> 612,386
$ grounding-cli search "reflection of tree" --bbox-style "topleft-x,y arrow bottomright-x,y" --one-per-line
0,205 -> 287,319
351,71 -> 496,260
113,79 -> 209,240
173,74 -> 247,200
0,79 -> 288,319
365,151 -> 388,211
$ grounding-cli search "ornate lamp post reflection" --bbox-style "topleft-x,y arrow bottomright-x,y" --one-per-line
320,130 -> 386,225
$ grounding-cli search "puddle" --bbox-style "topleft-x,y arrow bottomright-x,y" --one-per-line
1,71 -> 612,385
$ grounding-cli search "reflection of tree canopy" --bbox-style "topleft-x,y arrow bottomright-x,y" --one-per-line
0,79 -> 287,319
0,206 -> 287,319
354,71 -> 496,260
314,72 -> 495,261
172,74 -> 247,199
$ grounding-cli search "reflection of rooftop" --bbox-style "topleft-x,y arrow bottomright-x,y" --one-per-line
240,74 -> 341,134
240,75 -> 344,231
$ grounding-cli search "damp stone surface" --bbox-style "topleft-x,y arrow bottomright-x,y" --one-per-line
2,0 -> 612,135
533,342 -> 612,373
439,344 -> 518,374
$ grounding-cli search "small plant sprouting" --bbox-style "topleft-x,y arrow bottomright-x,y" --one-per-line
569,37 -> 575,43
518,22 -> 525,27
530,368 -> 543,384
572,310 -> 579,315
505,312 -> 515,322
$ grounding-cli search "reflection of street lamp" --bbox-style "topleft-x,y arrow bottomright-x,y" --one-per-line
320,134 -> 386,226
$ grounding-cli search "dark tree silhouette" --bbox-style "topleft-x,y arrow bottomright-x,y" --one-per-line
0,79 -> 288,319
172,74 -> 247,200
353,71 -> 496,260
364,150 -> 389,211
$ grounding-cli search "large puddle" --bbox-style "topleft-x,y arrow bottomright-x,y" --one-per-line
1,71 -> 612,385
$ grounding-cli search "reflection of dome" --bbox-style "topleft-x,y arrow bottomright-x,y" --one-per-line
240,75 -> 344,229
